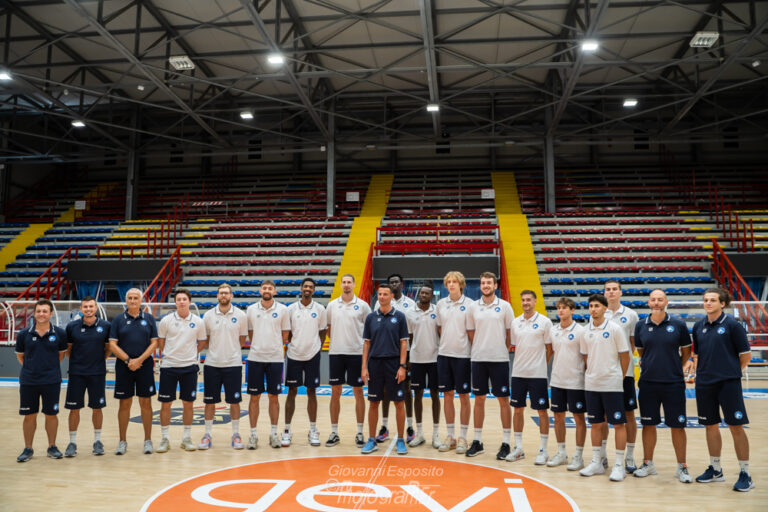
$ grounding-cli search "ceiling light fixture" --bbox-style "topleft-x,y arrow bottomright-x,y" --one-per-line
581,40 -> 599,52
426,103 -> 440,112
240,111 -> 254,120
137,84 -> 145,91
0,71 -> 11,81
267,53 -> 285,65
71,120 -> 85,128
752,59 -> 761,68
168,55 -> 195,71
623,98 -> 638,108
689,31 -> 719,48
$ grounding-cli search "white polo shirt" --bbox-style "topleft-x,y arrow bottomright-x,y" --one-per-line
406,303 -> 439,364
436,294 -> 472,358
549,321 -> 586,390
374,294 -> 417,332
579,318 -> 630,392
246,300 -> 291,363
202,305 -> 248,368
158,312 -> 207,368
467,296 -> 515,362
287,300 -> 327,361
511,312 -> 553,379
326,295 -> 371,355
606,304 -> 639,377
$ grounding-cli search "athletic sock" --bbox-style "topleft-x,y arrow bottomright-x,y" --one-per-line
93,429 -> 101,442
250,427 -> 257,436
205,420 -> 213,435
407,417 -> 413,429
459,424 -> 468,440
711,456 -> 722,472
514,432 -> 523,449
357,423 -> 364,434
592,447 -> 602,464
539,434 -> 548,451
474,428 -> 482,443
575,445 -> 584,457
232,419 -> 240,435
416,422 -> 423,435
600,440 -> 608,460
557,442 -> 566,455
183,426 -> 191,438
502,428 -> 511,445
331,424 -> 338,435
447,423 -> 455,437
625,442 -> 635,459
271,425 -> 278,436
284,424 -> 291,433
310,422 -> 317,432
615,449 -> 625,467
382,417 -> 388,429
161,426 -> 169,439
69,431 -> 77,444
738,460 -> 749,474
432,424 -> 440,438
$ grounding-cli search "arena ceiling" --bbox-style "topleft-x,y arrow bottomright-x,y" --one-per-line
1,0 -> 767,165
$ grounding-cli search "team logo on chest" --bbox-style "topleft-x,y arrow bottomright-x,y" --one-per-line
272,312 -> 278,318
620,317 -> 627,323
96,326 -> 104,333
602,332 -> 610,339
430,313 -> 436,319
717,327 -> 726,335
49,335 -> 56,342
567,334 -> 574,340
354,305 -> 359,311
231,318 -> 238,323
141,320 -> 147,326
495,307 -> 501,312
666,325 -> 674,333
189,322 -> 196,328
311,312 -> 317,318
532,324 -> 539,330
390,318 -> 397,324
460,305 -> 466,311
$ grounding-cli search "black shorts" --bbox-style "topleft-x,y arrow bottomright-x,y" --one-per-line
695,379 -> 749,426
471,361 -> 510,397
329,354 -> 363,387
159,365 -> 199,402
550,386 -> 586,414
510,377 -> 549,409
65,374 -> 106,410
285,352 -> 321,389
247,361 -> 284,395
410,362 -> 438,390
367,357 -> 405,402
437,355 -> 472,394
638,380 -> 686,427
114,359 -> 156,399
585,390 -> 626,425
19,383 -> 61,415
623,376 -> 638,411
203,365 -> 243,404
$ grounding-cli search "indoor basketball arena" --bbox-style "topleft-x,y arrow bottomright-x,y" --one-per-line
0,1 -> 766,511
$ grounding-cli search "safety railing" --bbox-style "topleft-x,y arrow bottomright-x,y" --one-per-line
143,246 -> 183,304
14,247 -> 93,302
375,242 -> 500,257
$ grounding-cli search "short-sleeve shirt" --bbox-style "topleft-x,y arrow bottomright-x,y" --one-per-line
287,300 -> 327,361
467,297 -> 515,362
634,314 -> 691,383
692,312 -> 751,385
606,305 -> 639,377
373,295 -> 417,333
246,300 -> 291,363
109,311 -> 158,359
326,295 -> 371,355
511,312 -> 553,379
202,305 -> 248,368
436,295 -> 472,358
579,318 -> 630,392
406,304 -> 440,364
363,308 -> 408,359
549,321 -> 586,390
16,324 -> 69,385
158,312 -> 207,368
66,318 -> 110,375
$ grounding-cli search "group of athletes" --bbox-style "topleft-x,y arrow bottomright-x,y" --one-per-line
14,272 -> 754,492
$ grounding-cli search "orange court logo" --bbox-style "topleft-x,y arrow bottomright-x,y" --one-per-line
141,456 -> 578,512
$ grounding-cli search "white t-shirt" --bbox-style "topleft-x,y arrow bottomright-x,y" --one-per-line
436,294 -> 472,358
246,300 -> 291,363
606,305 -> 639,377
202,305 -> 248,368
467,297 -> 515,362
406,304 -> 439,364
549,321 -> 586,390
326,295 -> 371,355
287,300 -> 327,361
373,295 -> 417,332
511,312 -> 553,379
579,318 -> 630,392
158,312 -> 207,368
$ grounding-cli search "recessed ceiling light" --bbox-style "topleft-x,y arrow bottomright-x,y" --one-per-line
137,84 -> 145,91
689,31 -> 719,48
240,111 -> 254,120
71,120 -> 85,128
0,71 -> 12,81
169,55 -> 195,71
623,98 -> 638,108
267,53 -> 285,65
426,103 -> 440,112
581,40 -> 599,52
752,60 -> 761,68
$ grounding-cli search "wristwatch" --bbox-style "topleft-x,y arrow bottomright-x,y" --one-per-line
125,357 -> 131,365
399,363 -> 407,369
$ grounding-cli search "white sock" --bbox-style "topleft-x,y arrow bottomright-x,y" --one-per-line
575,445 -> 584,457
503,428 -> 511,445
738,460 -> 749,474
271,424 -> 278,435
416,422 -> 423,435
711,456 -> 722,471
447,423 -> 455,437
285,424 -> 291,433
183,426 -> 191,438
382,417 -> 388,429
161,426 -> 169,439
459,424 -> 468,440
557,442 -> 566,455
592,447 -> 602,464
600,440 -> 608,459
250,427 -> 257,436
615,449 -> 625,467
93,429 -> 101,442
357,423 -> 364,434
310,422 -> 317,432
205,420 -> 213,435
69,431 -> 77,444
432,424 -> 439,438
331,424 -> 338,435
474,428 -> 482,443
626,442 -> 635,459
514,432 -> 523,449
646,459 -> 655,466
539,434 -> 548,452
232,419 -> 240,435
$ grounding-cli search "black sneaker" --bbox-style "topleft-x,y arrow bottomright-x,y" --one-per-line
466,440 -> 484,457
17,447 -> 33,463
355,433 -> 365,447
406,426 -> 415,443
375,426 -> 389,443
496,442 -> 511,460
47,445 -> 63,459
325,433 -> 340,447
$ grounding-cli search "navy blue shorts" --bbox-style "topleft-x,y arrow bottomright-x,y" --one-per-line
623,376 -> 638,411
510,377 -> 549,409
329,354 -> 364,387
247,361 -> 284,395
471,361 -> 510,397
65,374 -> 106,410
286,352 -> 321,389
437,355 -> 472,394
696,379 -> 749,426
114,359 -> 156,399
410,362 -> 438,390
19,383 -> 61,415
367,357 -> 405,402
159,365 -> 199,402
203,365 -> 243,404
585,390 -> 626,425
550,386 -> 586,414
638,380 -> 686,427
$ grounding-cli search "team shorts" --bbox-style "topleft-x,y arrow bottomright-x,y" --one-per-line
695,379 -> 749,426
471,361 -> 510,397
585,390 -> 626,425
367,357 -> 405,402
247,361 -> 284,395
19,383 -> 61,415
638,380 -> 686,427
623,376 -> 638,411
329,354 -> 364,387
114,359 -> 156,399
203,365 -> 243,404
410,362 -> 438,390
437,355 -> 472,394
65,374 -> 106,409
550,386 -> 586,414
510,377 -> 549,409
158,365 -> 199,402
285,352 -> 321,389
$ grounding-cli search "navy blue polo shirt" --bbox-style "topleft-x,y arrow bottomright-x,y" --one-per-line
15,324 -> 69,385
66,317 -> 111,375
634,313 -> 691,383
363,307 -> 409,359
109,311 -> 158,358
692,312 -> 751,385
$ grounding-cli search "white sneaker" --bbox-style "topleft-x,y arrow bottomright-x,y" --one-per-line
308,430 -> 321,447
567,454 -> 585,471
438,435 -> 456,452
534,449 -> 549,465
246,434 -> 258,450
634,461 -> 658,478
432,435 -> 441,449
580,460 -> 606,476
547,452 -> 568,467
281,430 -> 292,447
269,433 -> 281,448
609,463 -> 626,481
180,437 -> 196,451
409,433 -> 426,447
505,446 -> 525,462
676,465 -> 693,483
143,440 -> 154,454
156,438 -> 170,453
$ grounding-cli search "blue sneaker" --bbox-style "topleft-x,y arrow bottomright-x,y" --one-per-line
396,438 -> 408,455
696,465 -> 725,483
733,471 -> 754,492
361,438 -> 378,454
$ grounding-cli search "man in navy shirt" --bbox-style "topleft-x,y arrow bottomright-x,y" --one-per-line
15,299 -> 69,462
691,288 -> 753,492
64,297 -> 111,457
361,284 -> 408,455
109,288 -> 159,455
632,289 -> 693,482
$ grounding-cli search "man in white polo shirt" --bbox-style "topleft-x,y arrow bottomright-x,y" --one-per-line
200,283 -> 248,450
246,280 -> 291,449
156,289 -> 207,453
283,278 -> 327,447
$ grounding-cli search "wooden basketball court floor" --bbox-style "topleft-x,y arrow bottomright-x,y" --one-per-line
1,383 -> 765,512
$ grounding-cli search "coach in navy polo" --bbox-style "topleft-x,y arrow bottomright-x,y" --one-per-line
360,284 -> 408,455
15,299 -> 69,462
109,288 -> 159,455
